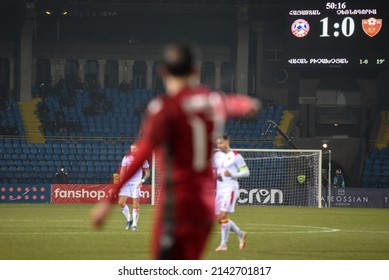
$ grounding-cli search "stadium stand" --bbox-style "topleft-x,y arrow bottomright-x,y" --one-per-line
274,110 -> 294,147
0,90 -> 281,184
0,100 -> 24,136
0,138 -> 130,184
361,148 -> 389,188
37,88 -> 156,137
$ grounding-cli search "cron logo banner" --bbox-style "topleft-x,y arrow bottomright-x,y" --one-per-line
238,188 -> 284,205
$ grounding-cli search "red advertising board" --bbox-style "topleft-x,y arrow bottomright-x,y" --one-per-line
51,184 -> 152,204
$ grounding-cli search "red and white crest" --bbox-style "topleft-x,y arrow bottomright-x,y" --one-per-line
362,17 -> 382,37
291,19 -> 310,38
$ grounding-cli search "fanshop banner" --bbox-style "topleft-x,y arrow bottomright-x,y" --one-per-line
326,188 -> 389,208
51,184 -> 152,204
0,184 -> 51,203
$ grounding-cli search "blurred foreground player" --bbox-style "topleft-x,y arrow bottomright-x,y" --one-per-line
91,42 -> 260,259
118,143 -> 150,231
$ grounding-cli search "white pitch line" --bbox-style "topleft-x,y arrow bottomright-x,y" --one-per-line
0,219 -> 152,223
242,223 -> 340,234
340,230 -> 389,234
0,231 -> 150,235
3,222 -> 386,235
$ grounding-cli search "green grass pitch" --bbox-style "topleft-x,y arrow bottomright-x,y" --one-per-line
0,204 -> 388,260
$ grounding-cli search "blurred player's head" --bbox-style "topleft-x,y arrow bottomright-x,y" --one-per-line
336,169 -> 342,175
162,42 -> 197,76
161,42 -> 200,94
216,134 -> 230,153
130,144 -> 138,155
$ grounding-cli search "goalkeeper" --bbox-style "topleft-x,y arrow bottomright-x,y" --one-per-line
213,134 -> 249,252
333,169 -> 345,189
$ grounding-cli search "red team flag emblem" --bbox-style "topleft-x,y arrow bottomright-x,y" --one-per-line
291,19 -> 310,38
362,17 -> 382,37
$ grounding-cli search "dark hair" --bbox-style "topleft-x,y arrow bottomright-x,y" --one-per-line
217,134 -> 229,140
162,42 -> 196,77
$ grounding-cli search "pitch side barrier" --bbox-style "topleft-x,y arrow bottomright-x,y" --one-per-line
0,184 -> 152,204
1,184 -> 388,208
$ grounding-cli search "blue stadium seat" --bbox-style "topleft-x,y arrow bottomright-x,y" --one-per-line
1,88 -> 272,184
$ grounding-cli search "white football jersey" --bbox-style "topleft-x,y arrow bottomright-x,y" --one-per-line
121,154 -> 149,184
213,150 -> 247,191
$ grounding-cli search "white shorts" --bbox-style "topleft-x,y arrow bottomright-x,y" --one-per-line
215,188 -> 238,215
119,181 -> 141,198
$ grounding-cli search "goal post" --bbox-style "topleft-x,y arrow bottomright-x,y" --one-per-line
151,149 -> 322,208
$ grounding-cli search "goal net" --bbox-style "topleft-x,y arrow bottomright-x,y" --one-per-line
151,149 -> 322,208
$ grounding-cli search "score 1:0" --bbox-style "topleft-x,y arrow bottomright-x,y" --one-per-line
320,17 -> 355,37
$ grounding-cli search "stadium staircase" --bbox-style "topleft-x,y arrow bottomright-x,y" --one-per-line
360,111 -> 389,188
274,110 -> 294,147
19,98 -> 46,144
375,111 -> 389,149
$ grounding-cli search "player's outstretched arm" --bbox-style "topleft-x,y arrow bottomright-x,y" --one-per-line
90,201 -> 112,229
224,95 -> 261,118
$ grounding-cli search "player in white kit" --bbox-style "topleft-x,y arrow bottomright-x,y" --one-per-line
119,143 -> 150,231
213,134 -> 249,251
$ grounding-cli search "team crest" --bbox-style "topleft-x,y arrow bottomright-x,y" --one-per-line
338,189 -> 345,196
291,19 -> 310,38
297,175 -> 306,184
362,17 -> 382,37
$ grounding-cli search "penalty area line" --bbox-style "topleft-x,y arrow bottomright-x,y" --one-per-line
243,223 -> 340,234
0,231 -> 151,235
